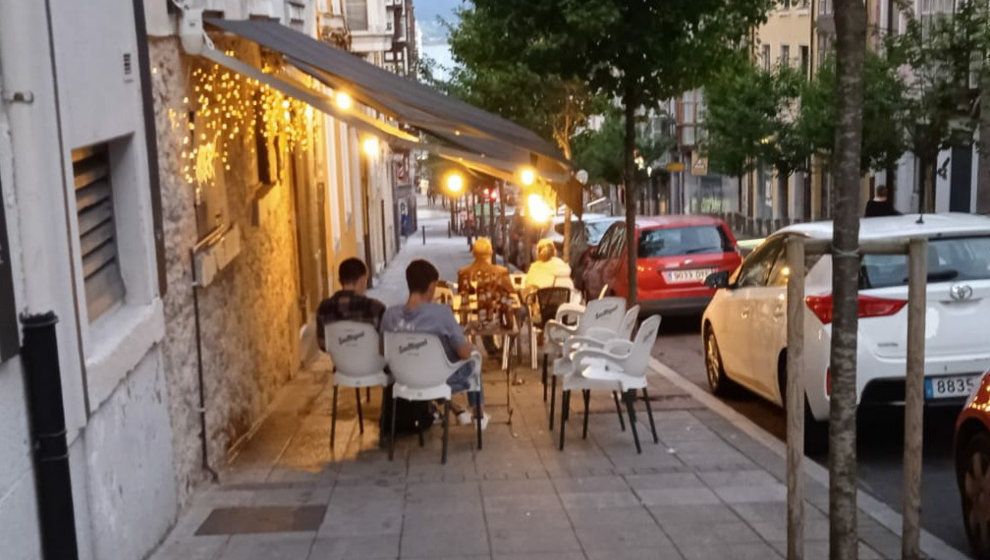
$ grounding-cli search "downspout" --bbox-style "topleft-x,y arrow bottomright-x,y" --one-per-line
190,249 -> 219,482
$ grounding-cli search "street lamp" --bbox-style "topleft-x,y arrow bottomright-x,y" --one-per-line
519,167 -> 537,186
526,193 -> 553,225
445,172 -> 465,196
335,91 -> 353,110
361,136 -> 379,158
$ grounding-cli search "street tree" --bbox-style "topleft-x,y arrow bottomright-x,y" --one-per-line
888,4 -> 982,213
447,6 -> 597,260
461,0 -> 772,305
831,0 -> 868,557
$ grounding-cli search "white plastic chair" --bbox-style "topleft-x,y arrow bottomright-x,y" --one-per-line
542,297 -> 626,399
324,322 -> 390,451
384,332 -> 483,464
549,305 -> 640,432
559,315 -> 663,453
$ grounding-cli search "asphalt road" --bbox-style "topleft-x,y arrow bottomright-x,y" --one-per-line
651,315 -> 973,558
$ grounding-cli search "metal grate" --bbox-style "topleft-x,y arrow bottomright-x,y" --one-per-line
72,144 -> 125,322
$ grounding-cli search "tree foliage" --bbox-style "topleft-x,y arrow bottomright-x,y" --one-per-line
572,106 -> 675,186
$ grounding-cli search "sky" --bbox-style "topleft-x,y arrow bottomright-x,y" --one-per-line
416,0 -> 461,80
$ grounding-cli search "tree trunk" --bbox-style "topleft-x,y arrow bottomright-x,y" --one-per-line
919,154 -> 935,214
623,86 -> 639,308
779,169 -> 790,220
979,74 -> 990,215
738,174 -> 745,215
885,161 -> 898,210
832,1 -> 867,558
562,141 -> 574,262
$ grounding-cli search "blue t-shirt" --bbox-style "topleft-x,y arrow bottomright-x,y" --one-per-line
381,303 -> 468,362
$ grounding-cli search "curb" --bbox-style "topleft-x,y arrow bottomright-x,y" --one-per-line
648,357 -> 971,560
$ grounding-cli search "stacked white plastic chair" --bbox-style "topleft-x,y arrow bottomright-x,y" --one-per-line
324,322 -> 391,453
559,315 -> 662,454
384,332 -> 483,464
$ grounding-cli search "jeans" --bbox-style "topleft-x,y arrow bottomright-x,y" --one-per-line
447,362 -> 483,407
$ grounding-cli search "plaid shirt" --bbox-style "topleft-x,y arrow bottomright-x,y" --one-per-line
316,290 -> 386,350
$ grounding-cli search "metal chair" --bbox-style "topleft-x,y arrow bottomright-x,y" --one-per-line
324,322 -> 390,452
384,332 -> 483,464
560,315 -> 663,453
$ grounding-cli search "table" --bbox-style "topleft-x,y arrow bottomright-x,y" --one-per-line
452,293 -> 523,430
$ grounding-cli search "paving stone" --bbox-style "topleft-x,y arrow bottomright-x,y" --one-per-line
649,504 -> 744,526
218,533 -> 315,560
678,541 -> 784,560
398,517 -> 490,558
306,534 -> 400,560
486,514 -> 580,554
635,486 -> 722,507
318,499 -> 403,537
150,535 -> 229,560
666,520 -> 765,548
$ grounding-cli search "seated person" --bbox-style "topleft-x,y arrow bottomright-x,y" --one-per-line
523,239 -> 573,295
382,259 -> 489,429
458,237 -> 515,296
316,257 -> 386,351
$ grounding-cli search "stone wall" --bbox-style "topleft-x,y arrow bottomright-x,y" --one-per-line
150,36 -> 302,505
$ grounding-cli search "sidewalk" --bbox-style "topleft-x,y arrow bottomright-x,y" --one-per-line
150,204 -> 961,560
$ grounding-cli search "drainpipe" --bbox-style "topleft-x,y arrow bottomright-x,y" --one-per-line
190,250 -> 219,482
20,312 -> 79,560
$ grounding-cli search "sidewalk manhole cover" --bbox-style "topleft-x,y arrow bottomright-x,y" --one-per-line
195,505 -> 326,535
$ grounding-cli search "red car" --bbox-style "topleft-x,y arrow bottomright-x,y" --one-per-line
955,370 -> 990,559
581,216 -> 742,315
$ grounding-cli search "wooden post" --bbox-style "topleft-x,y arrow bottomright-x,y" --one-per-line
902,237 -> 928,560
785,236 -> 806,560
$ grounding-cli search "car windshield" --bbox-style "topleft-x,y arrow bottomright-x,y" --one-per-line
586,221 -> 618,246
637,226 -> 731,258
860,236 -> 990,289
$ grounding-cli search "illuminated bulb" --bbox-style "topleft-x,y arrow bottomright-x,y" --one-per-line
520,167 -> 537,186
527,193 -> 553,224
361,136 -> 379,157
446,173 -> 464,195
335,92 -> 353,110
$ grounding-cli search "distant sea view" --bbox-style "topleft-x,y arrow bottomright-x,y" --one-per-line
417,0 -> 460,80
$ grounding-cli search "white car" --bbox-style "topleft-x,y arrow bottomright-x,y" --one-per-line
701,214 -> 990,446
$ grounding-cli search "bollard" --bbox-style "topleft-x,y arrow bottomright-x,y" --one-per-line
422,225 -> 426,245
448,220 -> 451,238
20,312 -> 79,560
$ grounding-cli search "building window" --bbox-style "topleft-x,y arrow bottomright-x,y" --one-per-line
800,45 -> 810,78
72,143 -> 125,322
346,0 -> 368,31
780,44 -> 790,67
762,44 -> 771,70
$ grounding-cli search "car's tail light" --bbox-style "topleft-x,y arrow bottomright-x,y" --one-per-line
804,293 -> 908,325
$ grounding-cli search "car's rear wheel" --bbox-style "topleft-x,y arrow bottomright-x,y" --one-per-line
778,354 -> 829,455
704,329 -> 736,396
961,431 -> 990,559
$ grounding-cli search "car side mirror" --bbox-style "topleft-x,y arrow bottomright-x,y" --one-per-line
705,270 -> 731,289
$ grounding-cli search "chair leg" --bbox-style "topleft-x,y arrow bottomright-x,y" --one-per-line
549,375 -> 557,431
355,388 -> 364,435
582,389 -> 591,440
366,387 -> 371,403
475,394 -> 483,451
531,326 -> 538,370
388,397 -> 398,461
441,399 -> 450,465
418,423 -> 425,447
501,334 -> 510,371
559,390 -> 570,450
378,387 -> 388,449
542,354 -> 549,402
612,391 -> 626,432
643,388 -> 659,444
330,385 -> 339,451
624,390 -> 642,454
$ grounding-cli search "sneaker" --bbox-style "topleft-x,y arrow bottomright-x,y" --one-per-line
457,411 -> 473,426
480,413 -> 490,431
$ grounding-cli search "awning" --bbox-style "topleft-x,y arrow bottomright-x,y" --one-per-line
198,17 -> 582,215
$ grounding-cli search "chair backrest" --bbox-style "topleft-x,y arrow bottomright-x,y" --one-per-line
552,276 -> 575,290
384,332 -> 455,389
434,285 -> 455,306
578,296 -> 626,336
618,305 -> 641,340
324,321 -> 383,377
535,287 -> 573,327
623,315 -> 662,377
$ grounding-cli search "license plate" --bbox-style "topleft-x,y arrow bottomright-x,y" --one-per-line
924,374 -> 980,400
665,269 -> 715,284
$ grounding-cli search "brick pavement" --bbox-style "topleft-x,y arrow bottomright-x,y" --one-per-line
150,200 -> 963,560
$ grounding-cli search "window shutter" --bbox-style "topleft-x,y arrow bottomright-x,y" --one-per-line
72,144 -> 125,322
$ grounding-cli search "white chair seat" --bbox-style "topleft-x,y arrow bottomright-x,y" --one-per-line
334,370 -> 390,389
393,381 -> 451,402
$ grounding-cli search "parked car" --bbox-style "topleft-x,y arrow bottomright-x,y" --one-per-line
545,212 -> 608,254
570,216 -> 623,291
955,369 -> 990,560
582,215 -> 742,315
703,214 -> 990,449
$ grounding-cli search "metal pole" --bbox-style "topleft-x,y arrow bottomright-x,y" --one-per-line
785,237 -> 806,560
20,312 -> 79,560
902,238 -> 928,560
422,225 -> 426,245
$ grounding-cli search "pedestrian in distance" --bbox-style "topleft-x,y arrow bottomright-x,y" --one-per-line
864,185 -> 900,217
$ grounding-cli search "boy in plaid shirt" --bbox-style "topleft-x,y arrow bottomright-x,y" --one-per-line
316,258 -> 386,351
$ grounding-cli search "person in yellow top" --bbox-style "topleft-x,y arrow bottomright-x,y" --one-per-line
523,239 -> 572,295
457,237 -> 515,296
